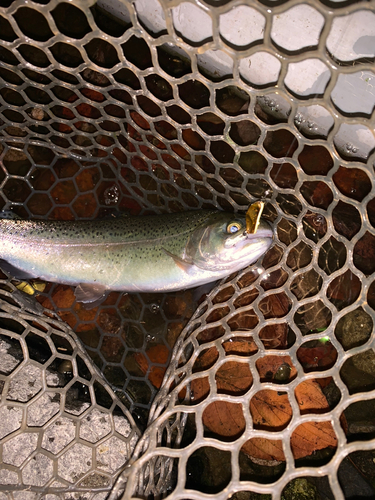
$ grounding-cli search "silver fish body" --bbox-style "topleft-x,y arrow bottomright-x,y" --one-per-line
0,210 -> 273,303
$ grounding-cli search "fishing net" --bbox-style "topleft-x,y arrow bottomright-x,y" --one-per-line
0,280 -> 139,498
0,0 -> 375,498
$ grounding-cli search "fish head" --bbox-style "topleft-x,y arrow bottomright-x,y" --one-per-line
185,212 -> 273,273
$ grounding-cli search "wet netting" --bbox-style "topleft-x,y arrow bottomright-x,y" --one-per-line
0,0 -> 375,498
0,281 -> 140,498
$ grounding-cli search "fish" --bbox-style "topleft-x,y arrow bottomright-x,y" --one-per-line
0,209 -> 273,305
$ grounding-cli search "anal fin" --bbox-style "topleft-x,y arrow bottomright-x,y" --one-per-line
75,283 -> 108,309
0,259 -> 37,280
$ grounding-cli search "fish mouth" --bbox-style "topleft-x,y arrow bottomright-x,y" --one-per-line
226,230 -> 273,269
245,226 -> 273,240
225,227 -> 273,251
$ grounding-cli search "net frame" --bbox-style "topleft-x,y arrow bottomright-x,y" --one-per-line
0,0 -> 375,498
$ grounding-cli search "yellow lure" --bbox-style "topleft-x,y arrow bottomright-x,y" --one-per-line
246,201 -> 265,234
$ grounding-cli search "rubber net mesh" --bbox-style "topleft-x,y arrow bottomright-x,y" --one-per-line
0,281 -> 140,499
0,0 -> 375,499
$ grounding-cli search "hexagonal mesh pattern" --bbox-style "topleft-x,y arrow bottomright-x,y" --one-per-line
0,282 -> 139,499
0,0 -> 375,499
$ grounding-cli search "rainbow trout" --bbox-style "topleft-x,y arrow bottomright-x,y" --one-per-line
0,210 -> 273,305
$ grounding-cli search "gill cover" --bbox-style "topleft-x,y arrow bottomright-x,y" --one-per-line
184,212 -> 249,272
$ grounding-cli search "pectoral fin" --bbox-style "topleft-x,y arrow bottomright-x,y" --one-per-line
162,248 -> 193,273
75,283 -> 108,308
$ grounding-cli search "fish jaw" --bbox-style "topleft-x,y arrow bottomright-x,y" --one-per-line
238,234 -> 273,265
221,232 -> 273,272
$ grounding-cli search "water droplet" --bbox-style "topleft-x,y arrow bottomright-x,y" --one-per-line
345,143 -> 358,154
150,303 -> 160,314
104,185 -> 120,205
313,215 -> 323,225
294,113 -> 303,126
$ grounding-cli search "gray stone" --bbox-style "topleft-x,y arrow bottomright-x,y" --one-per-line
58,443 -> 93,483
0,468 -> 18,484
0,405 -> 23,439
13,492 -> 38,500
22,452 -> 54,486
79,408 -> 111,443
0,337 -> 22,375
2,432 -> 38,467
41,417 -> 76,454
96,435 -> 131,474
6,364 -> 43,403
27,392 -> 60,427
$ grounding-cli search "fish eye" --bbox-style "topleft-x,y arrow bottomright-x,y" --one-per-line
227,222 -> 241,234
